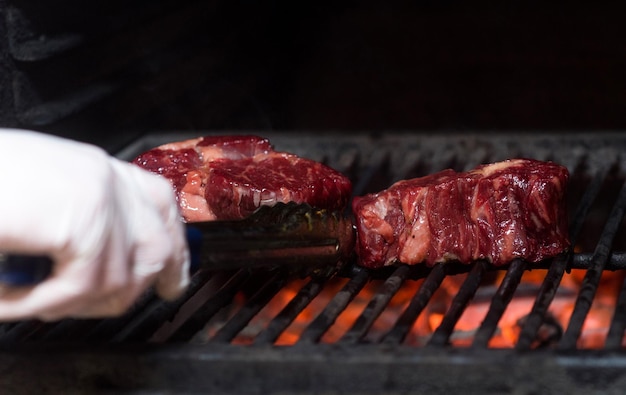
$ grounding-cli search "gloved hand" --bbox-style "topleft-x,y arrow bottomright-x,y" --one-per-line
0,129 -> 189,321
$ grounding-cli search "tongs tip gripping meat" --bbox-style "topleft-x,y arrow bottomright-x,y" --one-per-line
187,202 -> 356,273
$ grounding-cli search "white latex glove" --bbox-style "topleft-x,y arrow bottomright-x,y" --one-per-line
0,129 -> 189,321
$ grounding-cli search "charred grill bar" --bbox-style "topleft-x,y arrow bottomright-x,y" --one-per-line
1,132 -> 626,393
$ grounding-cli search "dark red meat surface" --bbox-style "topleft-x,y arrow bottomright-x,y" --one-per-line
352,159 -> 570,268
133,135 -> 352,222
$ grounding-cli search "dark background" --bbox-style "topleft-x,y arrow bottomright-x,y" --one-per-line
1,0 -> 625,150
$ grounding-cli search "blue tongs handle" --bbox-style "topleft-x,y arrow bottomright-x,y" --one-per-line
0,226 -> 202,287
0,254 -> 54,286
0,227 -> 201,287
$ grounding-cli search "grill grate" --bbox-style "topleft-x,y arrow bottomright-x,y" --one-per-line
3,131 -> 626,351
382,263 -> 447,344
427,260 -> 488,347
338,264 -> 410,345
254,271 -> 332,345
607,277 -> 626,348
5,132 -> 626,393
559,179 -> 626,349
472,258 -> 526,347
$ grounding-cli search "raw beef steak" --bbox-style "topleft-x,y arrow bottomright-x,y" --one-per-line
352,159 -> 570,268
133,135 -> 353,222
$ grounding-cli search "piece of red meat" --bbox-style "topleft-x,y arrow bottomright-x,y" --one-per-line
352,159 -> 570,268
132,135 -> 353,222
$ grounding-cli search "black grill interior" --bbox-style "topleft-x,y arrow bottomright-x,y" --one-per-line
3,1 -> 626,147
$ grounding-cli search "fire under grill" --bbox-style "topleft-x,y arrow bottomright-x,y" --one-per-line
3,131 -> 626,394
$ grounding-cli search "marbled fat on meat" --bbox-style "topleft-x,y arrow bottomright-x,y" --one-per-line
133,135 -> 352,222
352,159 -> 570,268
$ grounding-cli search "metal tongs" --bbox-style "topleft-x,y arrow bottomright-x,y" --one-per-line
0,203 -> 356,286
187,202 -> 355,272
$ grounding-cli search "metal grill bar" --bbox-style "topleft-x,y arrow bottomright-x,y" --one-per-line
254,270 -> 336,345
21,321 -> 70,342
339,265 -> 411,344
102,269 -> 215,343
297,267 -> 370,344
427,260 -> 488,347
382,263 -> 447,344
605,275 -> 626,349
472,259 -> 527,348
167,269 -> 250,342
50,315 -> 125,344
558,179 -> 626,350
515,257 -> 570,350
42,269 -> 217,343
210,271 -> 287,343
516,166 -> 608,350
0,320 -> 47,343
572,253 -> 626,270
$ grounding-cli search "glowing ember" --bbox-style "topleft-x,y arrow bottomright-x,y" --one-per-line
223,266 -> 625,349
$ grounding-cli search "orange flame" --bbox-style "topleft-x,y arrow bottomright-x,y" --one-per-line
227,267 -> 625,349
